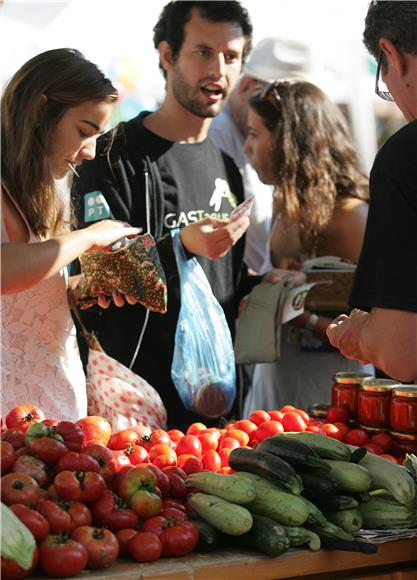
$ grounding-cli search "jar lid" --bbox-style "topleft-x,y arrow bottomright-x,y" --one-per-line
358,424 -> 389,434
333,372 -> 374,385
360,378 -> 400,392
392,386 -> 417,398
389,430 -> 417,441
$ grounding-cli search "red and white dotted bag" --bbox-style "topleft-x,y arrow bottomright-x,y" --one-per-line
86,348 -> 167,431
70,295 -> 167,431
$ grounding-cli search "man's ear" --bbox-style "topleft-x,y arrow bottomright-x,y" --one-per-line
379,37 -> 406,77
159,41 -> 174,73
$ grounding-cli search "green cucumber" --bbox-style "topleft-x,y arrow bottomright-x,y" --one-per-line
187,493 -> 253,536
316,495 -> 359,512
279,432 -> 351,461
256,436 -> 331,472
236,513 -> 290,557
191,519 -> 220,552
234,472 -> 310,526
186,472 -> 255,504
307,519 -> 354,541
358,494 -> 417,529
300,470 -> 337,502
229,447 -> 303,495
324,508 -> 363,533
323,460 -> 372,493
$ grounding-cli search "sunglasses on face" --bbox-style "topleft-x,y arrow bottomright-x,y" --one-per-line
375,52 -> 395,102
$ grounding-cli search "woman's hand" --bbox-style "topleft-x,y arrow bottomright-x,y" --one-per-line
83,220 -> 142,251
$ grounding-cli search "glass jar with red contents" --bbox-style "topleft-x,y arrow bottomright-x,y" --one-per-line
331,372 -> 373,418
389,430 -> 417,462
390,386 -> 417,433
357,378 -> 399,428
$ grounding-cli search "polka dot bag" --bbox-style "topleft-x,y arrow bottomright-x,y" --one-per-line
69,293 -> 167,431
86,347 -> 167,431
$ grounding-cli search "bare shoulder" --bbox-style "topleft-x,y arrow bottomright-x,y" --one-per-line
318,197 -> 369,263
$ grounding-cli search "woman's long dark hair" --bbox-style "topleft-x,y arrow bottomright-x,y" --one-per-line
249,81 -> 368,250
1,48 -> 118,237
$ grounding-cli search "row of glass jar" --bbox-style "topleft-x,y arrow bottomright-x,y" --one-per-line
331,372 -> 417,433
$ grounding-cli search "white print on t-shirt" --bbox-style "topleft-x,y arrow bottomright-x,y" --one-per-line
209,178 -> 237,211
164,210 -> 231,229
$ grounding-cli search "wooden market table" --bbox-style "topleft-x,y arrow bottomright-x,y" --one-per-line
31,537 -> 417,580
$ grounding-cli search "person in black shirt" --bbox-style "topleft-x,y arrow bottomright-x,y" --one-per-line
327,1 -> 417,382
72,2 -> 278,427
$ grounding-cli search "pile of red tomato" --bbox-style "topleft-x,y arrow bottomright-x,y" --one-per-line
1,401 -> 400,578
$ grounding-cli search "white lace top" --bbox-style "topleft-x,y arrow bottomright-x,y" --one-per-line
1,188 -> 87,421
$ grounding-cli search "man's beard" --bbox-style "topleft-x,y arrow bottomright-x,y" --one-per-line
172,66 -> 227,119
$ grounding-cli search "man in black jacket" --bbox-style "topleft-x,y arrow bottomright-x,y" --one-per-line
72,1 -> 261,427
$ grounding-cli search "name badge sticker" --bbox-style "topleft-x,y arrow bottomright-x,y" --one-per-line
84,191 -> 111,222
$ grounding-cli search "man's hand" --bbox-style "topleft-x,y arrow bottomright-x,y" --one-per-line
180,216 -> 249,260
326,308 -> 370,364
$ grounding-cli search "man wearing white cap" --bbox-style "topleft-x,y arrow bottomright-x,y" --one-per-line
209,37 -> 313,275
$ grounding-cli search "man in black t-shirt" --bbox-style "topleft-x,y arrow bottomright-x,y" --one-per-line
72,2 -> 276,427
327,2 -> 417,383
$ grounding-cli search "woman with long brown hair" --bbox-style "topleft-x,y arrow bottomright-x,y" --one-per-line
1,48 -> 140,420
243,80 -> 373,414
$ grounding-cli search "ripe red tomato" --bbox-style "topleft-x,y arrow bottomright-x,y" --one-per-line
248,410 -> 271,426
1,428 -> 26,450
162,465 -> 187,480
202,449 -> 222,472
370,432 -> 392,452
306,425 -> 324,434
167,429 -> 185,444
76,416 -> 112,446
225,429 -> 250,447
281,412 -> 307,432
115,528 -> 137,557
176,435 -> 202,458
176,454 -> 203,475
10,504 -> 50,542
39,535 -> 88,577
145,464 -> 171,497
186,422 -> 207,436
363,443 -> 384,454
128,531 -> 162,562
124,444 -> 148,465
56,450 -> 100,473
218,447 -> 232,467
28,436 -> 68,465
71,526 -> 119,569
1,546 -> 38,580
53,470 -> 106,502
38,499 -> 72,533
232,419 -> 258,436
333,422 -> 350,442
321,423 -> 344,440
345,428 -> 369,446
107,428 -> 140,450
292,408 -> 310,423
268,410 -> 284,422
326,406 -> 350,424
159,520 -> 199,557
5,405 -> 45,433
255,420 -> 284,442
1,440 -> 15,474
81,443 -> 116,483
148,444 -> 176,463
90,489 -> 139,531
167,473 -> 188,499
111,449 -> 132,472
1,472 -> 40,506
197,431 -> 220,453
53,421 -> 84,451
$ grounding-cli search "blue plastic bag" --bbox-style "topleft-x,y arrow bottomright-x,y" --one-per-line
171,229 -> 236,418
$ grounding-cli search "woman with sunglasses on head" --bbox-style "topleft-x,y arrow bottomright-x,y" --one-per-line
243,80 -> 373,414
1,48 -> 140,421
